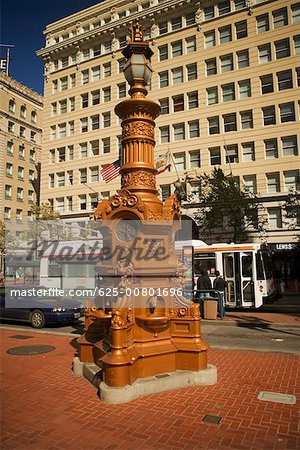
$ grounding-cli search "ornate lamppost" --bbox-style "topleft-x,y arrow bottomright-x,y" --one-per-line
76,20 -> 216,402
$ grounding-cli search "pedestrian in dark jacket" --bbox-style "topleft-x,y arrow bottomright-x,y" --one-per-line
197,269 -> 212,298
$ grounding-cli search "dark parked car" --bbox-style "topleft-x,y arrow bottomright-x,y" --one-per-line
0,286 -> 84,328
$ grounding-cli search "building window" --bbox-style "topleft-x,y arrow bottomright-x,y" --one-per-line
18,166 -> 24,180
80,143 -> 87,158
102,112 -> 111,128
6,163 -> 13,177
292,3 -> 300,23
67,171 -> 73,186
68,146 -> 74,160
207,87 -> 218,106
173,152 -> 186,171
205,31 -> 216,48
58,123 -> 66,138
275,39 -> 290,59
19,126 -> 25,138
90,66 -> 100,82
57,172 -> 65,187
171,40 -> 183,57
82,48 -> 90,61
268,208 -> 282,228
8,121 -> 14,132
277,70 -> 293,90
93,44 -> 101,57
79,195 -> 87,211
67,196 -> 73,212
272,7 -> 288,28
91,114 -> 100,130
118,83 -> 126,99
209,147 -> 221,165
81,93 -> 89,108
159,44 -> 168,61
7,141 -> 13,155
173,94 -> 184,112
4,207 -> 11,220
225,145 -> 239,163
223,113 -> 237,132
240,110 -> 253,129
279,102 -> 295,123
206,58 -> 217,76
102,137 -> 110,154
284,170 -> 299,191
189,120 -> 200,138
266,173 -> 280,193
282,136 -> 298,156
242,142 -> 255,161
90,166 -> 99,182
188,91 -> 198,109
173,123 -> 185,141
222,83 -> 235,102
69,97 -> 75,111
260,74 -> 274,93
186,63 -> 197,81
186,36 -> 196,53
171,16 -> 182,31
20,105 -> 26,118
159,21 -> 168,35
258,44 -> 271,63
208,116 -> 220,135
237,49 -> 249,68
218,0 -> 230,15
159,98 -> 169,115
118,58 -> 126,73
160,126 -> 170,143
28,190 -> 34,202
60,77 -> 68,90
235,20 -> 247,39
294,35 -> 300,55
80,118 -> 88,133
204,5 -> 214,20
103,87 -> 111,103
190,150 -> 200,168
264,139 -> 278,158
70,74 -> 76,88
16,209 -> 22,221
90,194 -> 98,210
18,145 -> 25,159
82,70 -> 89,84
92,90 -> 100,105
257,13 -> 269,33
172,67 -> 183,85
243,175 -> 257,193
238,79 -> 251,98
221,54 -> 233,72
91,140 -> 99,156
219,25 -> 232,44
8,100 -> 15,113
80,168 -> 87,184
118,35 -> 127,49
103,63 -> 111,78
29,149 -> 35,162
159,71 -> 169,88
262,106 -> 276,126
186,12 -> 195,25
5,185 -> 12,199
52,80 -> 58,93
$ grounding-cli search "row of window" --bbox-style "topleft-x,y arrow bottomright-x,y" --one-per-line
5,185 -> 35,202
47,193 -> 110,213
5,164 -> 36,180
158,36 -> 196,61
6,141 -> 36,162
8,101 -> 37,123
256,4 -> 300,33
204,20 -> 248,49
158,63 -> 197,88
258,36 -> 299,64
206,49 -> 249,76
4,208 -> 33,221
261,68 -> 300,94
49,137 -> 121,163
7,121 -> 37,142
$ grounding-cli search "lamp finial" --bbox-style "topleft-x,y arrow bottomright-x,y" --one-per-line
129,19 -> 144,42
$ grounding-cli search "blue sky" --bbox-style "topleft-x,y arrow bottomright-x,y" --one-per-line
1,0 -> 103,94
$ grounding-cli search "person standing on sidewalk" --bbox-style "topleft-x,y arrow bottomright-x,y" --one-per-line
197,269 -> 212,299
213,271 -> 226,315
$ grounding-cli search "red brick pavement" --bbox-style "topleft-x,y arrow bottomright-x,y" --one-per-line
0,329 -> 299,450
221,312 -> 300,326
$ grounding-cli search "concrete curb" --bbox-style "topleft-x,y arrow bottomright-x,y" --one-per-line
201,320 -> 300,329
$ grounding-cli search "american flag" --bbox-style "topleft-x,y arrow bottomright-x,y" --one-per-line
101,159 -> 121,183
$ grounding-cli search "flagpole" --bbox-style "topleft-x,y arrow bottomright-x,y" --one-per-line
168,147 -> 187,199
6,48 -> 10,75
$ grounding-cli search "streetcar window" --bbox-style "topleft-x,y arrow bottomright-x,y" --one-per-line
242,253 -> 253,278
255,253 -> 264,280
194,252 -> 216,275
48,264 -> 61,277
224,255 -> 234,278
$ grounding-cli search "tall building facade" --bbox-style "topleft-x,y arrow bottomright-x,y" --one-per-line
0,72 -> 43,222
37,0 -> 299,253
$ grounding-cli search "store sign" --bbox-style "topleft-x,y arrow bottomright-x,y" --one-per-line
273,243 -> 296,251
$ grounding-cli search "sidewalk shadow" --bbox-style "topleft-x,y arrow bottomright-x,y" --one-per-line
227,313 -> 300,337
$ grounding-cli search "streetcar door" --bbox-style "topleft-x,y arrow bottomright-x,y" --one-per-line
223,252 -> 254,307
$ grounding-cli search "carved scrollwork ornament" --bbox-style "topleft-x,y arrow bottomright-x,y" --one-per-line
122,121 -> 154,139
246,0 -> 254,15
121,171 -> 156,189
195,7 -> 204,31
110,190 -> 138,208
111,310 -> 126,329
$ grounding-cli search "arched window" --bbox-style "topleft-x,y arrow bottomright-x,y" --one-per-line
8,99 -> 15,113
20,105 -> 26,118
31,111 -> 37,124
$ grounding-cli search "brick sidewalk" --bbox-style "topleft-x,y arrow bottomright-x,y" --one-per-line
221,312 -> 300,326
1,329 -> 299,450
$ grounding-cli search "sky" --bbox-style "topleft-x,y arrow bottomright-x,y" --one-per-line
1,0 -> 104,94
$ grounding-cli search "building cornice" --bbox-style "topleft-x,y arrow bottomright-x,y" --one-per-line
0,73 -> 43,107
36,0 -> 191,59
